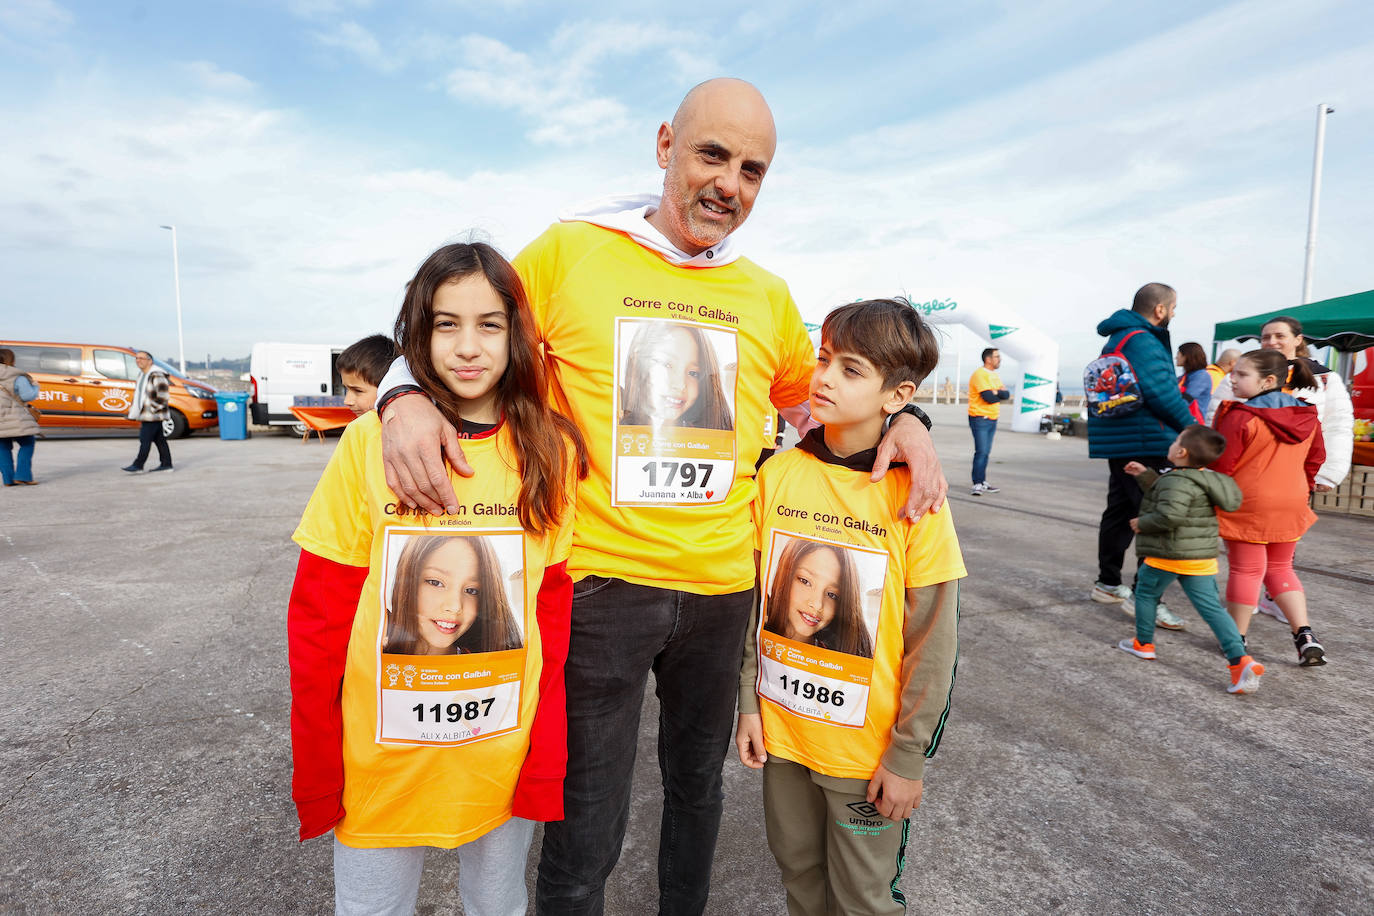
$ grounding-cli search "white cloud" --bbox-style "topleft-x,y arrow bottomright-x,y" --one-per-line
183,60 -> 256,93
443,20 -> 719,146
0,0 -> 72,35
312,20 -> 399,72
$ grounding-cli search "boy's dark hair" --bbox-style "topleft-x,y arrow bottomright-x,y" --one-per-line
981,347 -> 998,363
337,334 -> 398,387
1178,424 -> 1226,467
1132,282 -> 1176,315
821,297 -> 940,389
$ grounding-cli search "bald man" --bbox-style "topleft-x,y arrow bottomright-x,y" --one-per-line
377,79 -> 945,914
1204,348 -> 1242,424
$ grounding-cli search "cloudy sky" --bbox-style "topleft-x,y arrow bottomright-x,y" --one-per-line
3,0 -> 1371,382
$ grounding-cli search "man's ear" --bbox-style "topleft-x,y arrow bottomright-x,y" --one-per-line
655,122 -> 674,169
882,380 -> 919,414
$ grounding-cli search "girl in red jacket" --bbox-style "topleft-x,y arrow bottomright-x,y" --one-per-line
288,242 -> 587,913
1212,350 -> 1326,666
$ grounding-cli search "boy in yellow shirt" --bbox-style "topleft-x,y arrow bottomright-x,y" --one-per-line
736,298 -> 966,915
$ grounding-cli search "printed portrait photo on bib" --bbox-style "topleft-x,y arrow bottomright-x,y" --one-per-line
756,532 -> 889,728
611,317 -> 738,507
376,530 -> 528,747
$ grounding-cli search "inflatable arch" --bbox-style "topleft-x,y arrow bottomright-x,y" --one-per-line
912,298 -> 1059,433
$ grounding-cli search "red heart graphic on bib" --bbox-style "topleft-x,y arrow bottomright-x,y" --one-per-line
471,726 -> 481,735
705,491 -> 714,499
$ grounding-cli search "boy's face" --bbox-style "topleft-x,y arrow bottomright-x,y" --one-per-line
340,370 -> 378,416
809,343 -> 900,429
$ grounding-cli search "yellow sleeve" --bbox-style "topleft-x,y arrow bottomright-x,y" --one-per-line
904,502 -> 967,588
514,224 -> 561,340
769,289 -> 815,410
292,420 -> 375,567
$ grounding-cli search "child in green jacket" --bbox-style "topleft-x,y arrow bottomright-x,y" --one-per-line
1120,425 -> 1263,694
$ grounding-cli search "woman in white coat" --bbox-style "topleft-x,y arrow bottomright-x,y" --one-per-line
1209,316 -> 1353,491
1260,316 -> 1353,491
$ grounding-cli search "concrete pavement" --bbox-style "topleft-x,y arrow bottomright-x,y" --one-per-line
1,407 -> 1370,914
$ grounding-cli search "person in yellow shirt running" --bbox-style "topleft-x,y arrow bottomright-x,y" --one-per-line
967,348 -> 1010,495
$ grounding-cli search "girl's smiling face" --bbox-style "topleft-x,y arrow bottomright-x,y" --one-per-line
1230,358 -> 1275,400
783,548 -> 840,643
641,327 -> 702,422
414,537 -> 481,654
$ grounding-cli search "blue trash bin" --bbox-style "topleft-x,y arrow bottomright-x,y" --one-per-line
215,392 -> 250,440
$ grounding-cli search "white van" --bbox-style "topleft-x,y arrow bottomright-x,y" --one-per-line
249,342 -> 346,433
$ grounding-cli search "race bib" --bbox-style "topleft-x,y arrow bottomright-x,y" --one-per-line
375,528 -> 527,747
611,317 -> 738,507
755,532 -> 889,728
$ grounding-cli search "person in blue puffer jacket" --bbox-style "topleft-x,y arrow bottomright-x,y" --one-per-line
1086,283 -> 1198,628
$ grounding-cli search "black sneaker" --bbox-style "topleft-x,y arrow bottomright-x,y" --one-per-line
122,465 -> 144,473
149,465 -> 174,473
1294,631 -> 1326,666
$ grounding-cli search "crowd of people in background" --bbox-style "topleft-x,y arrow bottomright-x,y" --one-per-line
1078,284 -> 1352,693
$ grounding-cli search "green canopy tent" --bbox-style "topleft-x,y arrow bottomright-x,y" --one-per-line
1213,288 -> 1374,351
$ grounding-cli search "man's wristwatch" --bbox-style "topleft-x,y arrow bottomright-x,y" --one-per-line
888,403 -> 933,431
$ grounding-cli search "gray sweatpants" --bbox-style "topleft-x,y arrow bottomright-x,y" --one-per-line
333,816 -> 536,916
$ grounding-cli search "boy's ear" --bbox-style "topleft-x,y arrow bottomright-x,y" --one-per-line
882,380 -> 919,415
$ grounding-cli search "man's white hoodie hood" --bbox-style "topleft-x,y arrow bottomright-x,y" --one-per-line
560,193 -> 742,268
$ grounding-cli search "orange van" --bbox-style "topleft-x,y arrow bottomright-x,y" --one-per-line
0,341 -> 219,438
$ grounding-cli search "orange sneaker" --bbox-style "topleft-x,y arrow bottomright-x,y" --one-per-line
1227,656 -> 1264,694
1116,638 -> 1157,659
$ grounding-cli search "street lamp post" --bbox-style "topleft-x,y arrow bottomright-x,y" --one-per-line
159,224 -> 186,373
1301,104 -> 1334,305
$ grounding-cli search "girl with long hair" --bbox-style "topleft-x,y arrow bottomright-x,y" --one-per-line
1176,341 -> 1212,418
763,538 -> 873,659
288,241 -> 588,914
385,534 -> 522,655
619,321 -> 734,429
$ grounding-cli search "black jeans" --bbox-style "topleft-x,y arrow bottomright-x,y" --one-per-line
132,420 -> 171,469
1097,456 -> 1169,587
536,577 -> 753,916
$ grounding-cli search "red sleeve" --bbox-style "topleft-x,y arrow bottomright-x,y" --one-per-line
1211,406 -> 1248,476
1304,423 -> 1327,490
288,549 -> 368,841
512,560 -> 572,821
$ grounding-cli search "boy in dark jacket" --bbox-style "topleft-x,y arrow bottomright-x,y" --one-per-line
1118,425 -> 1264,695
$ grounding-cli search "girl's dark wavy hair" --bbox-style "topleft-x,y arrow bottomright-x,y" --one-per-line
1177,342 -> 1208,375
393,242 -> 588,534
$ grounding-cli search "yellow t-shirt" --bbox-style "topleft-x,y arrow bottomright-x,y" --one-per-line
1144,557 -> 1219,576
967,366 -> 1003,420
293,414 -> 574,848
749,448 -> 966,779
515,221 -> 815,595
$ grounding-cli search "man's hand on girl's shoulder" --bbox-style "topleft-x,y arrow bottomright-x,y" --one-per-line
380,393 -> 473,514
